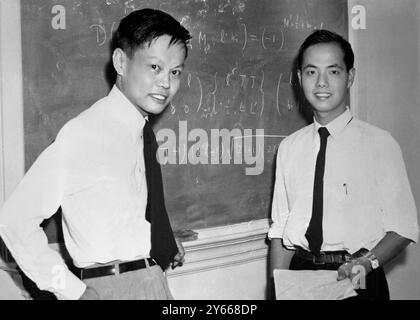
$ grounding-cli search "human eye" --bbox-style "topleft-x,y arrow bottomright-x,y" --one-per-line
330,69 -> 340,75
171,69 -> 182,77
151,64 -> 160,72
305,69 -> 316,76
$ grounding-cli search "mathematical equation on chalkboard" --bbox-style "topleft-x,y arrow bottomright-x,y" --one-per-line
87,14 -> 323,51
48,0 -> 328,123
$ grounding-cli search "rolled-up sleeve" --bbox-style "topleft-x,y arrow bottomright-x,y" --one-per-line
379,134 -> 419,243
268,140 -> 290,240
0,140 -> 86,300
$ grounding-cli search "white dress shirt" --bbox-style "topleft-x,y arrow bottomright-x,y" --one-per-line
0,86 -> 151,299
268,108 -> 418,254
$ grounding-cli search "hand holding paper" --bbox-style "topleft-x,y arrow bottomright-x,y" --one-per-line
273,269 -> 357,300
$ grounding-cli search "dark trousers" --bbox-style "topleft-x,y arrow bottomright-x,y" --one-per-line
289,253 -> 390,300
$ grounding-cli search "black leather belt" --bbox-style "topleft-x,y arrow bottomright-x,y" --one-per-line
70,258 -> 156,280
295,247 -> 357,265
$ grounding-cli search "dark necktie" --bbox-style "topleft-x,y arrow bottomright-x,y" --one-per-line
305,127 -> 330,256
143,120 -> 178,270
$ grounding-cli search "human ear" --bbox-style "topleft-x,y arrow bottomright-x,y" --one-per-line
112,48 -> 126,76
297,69 -> 302,86
347,68 -> 356,88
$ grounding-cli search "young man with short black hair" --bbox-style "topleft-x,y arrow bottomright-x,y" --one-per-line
269,30 -> 418,300
0,8 -> 191,300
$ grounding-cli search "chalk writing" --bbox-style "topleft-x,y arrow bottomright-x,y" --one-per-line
282,14 -> 324,30
89,22 -> 117,46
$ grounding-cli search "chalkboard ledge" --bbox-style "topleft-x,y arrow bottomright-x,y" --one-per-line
167,218 -> 269,278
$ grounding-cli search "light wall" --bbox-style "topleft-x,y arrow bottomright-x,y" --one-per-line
0,0 -> 25,204
349,0 -> 420,299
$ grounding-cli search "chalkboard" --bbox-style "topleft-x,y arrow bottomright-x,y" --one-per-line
21,0 -> 348,239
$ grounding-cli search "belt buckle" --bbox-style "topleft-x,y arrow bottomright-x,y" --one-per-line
111,264 -> 118,275
313,252 -> 326,265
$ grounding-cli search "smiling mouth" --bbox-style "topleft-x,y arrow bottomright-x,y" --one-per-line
150,94 -> 168,102
314,92 -> 332,100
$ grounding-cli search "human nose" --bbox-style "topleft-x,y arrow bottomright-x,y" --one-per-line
157,72 -> 170,89
316,72 -> 328,88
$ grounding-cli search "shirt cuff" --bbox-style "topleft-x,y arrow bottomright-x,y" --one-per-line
48,269 -> 87,300
267,222 -> 285,240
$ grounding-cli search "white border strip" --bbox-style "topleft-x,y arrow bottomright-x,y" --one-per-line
0,0 -> 25,204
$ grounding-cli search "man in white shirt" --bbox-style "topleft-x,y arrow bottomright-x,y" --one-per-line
0,8 -> 191,300
269,30 -> 418,299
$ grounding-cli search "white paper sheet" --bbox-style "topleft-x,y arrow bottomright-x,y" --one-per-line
274,269 -> 357,300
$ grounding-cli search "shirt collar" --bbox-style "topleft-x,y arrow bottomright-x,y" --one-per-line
313,107 -> 353,140
107,85 -> 146,138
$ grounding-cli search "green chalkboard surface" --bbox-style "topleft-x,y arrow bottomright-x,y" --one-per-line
21,0 -> 348,241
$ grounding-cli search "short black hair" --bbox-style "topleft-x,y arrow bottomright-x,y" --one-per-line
296,29 -> 354,71
112,8 -> 191,58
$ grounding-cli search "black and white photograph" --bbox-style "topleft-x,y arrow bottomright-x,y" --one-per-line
0,0 -> 419,306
